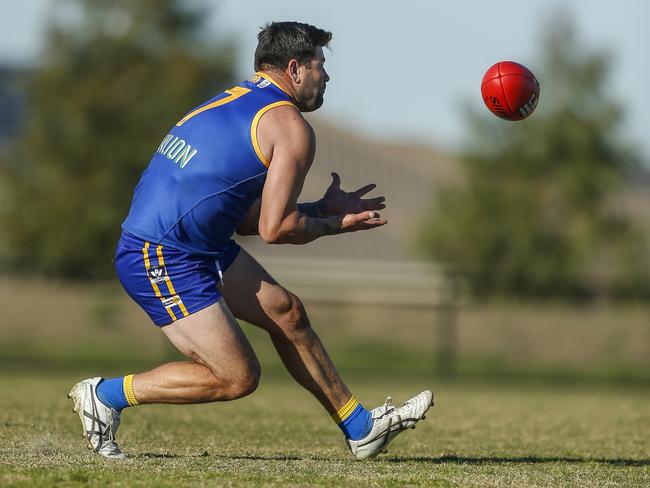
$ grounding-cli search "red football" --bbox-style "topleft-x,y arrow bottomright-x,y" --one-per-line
481,61 -> 540,121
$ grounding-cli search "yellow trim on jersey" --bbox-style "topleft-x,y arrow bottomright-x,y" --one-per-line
254,71 -> 291,96
123,374 -> 140,406
143,242 -> 176,321
176,86 -> 251,126
156,245 -> 189,318
332,396 -> 360,424
250,101 -> 297,167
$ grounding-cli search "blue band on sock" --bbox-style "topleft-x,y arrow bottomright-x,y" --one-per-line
338,403 -> 372,440
96,377 -> 130,412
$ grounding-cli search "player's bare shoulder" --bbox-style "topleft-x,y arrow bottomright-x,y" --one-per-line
256,104 -> 315,166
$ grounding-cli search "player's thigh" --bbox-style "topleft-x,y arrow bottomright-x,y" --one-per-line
162,297 -> 259,377
114,231 -> 258,374
218,248 -> 301,333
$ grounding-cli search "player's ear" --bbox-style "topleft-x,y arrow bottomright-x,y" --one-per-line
287,59 -> 300,84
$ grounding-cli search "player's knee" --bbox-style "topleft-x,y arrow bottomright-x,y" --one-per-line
200,353 -> 260,401
220,360 -> 261,400
273,290 -> 310,340
228,372 -> 260,399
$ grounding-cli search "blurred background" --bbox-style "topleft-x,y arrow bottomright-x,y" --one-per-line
1,0 -> 649,388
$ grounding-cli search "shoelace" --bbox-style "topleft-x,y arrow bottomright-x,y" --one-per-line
95,404 -> 124,456
372,396 -> 396,420
86,385 -> 121,450
86,388 -> 107,451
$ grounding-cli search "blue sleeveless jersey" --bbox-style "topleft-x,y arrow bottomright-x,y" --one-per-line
122,73 -> 295,257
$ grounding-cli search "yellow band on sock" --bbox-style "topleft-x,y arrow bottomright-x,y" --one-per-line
123,374 -> 139,406
332,396 -> 359,424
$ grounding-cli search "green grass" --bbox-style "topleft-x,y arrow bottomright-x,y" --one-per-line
1,280 -> 649,486
1,373 -> 648,487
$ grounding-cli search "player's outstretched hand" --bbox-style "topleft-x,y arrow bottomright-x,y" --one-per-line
321,172 -> 386,216
341,211 -> 387,233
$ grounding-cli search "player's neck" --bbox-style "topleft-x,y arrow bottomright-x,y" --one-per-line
258,69 -> 298,101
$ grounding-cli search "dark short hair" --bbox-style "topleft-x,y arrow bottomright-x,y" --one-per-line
254,22 -> 332,71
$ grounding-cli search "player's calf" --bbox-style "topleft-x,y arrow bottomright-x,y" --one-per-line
185,344 -> 261,401
265,288 -> 312,342
131,359 -> 261,404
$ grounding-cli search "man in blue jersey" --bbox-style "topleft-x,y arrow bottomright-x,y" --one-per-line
69,21 -> 433,460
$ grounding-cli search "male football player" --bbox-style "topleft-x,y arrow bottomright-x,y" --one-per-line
69,21 -> 433,460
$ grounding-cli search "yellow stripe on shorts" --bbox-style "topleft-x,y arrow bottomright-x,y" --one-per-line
156,245 -> 189,318
143,242 -> 176,321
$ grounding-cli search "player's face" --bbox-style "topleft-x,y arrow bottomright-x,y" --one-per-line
297,47 -> 329,112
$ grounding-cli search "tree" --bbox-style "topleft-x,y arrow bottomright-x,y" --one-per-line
1,0 -> 235,278
422,16 -> 648,299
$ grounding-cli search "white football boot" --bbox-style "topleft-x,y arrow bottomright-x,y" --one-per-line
68,377 -> 126,459
346,390 -> 434,460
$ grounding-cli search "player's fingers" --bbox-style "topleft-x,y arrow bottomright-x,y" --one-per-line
354,183 -> 377,196
348,210 -> 378,225
359,218 -> 387,229
361,211 -> 387,224
366,203 -> 386,211
343,212 -> 387,231
362,196 -> 386,210
330,172 -> 341,188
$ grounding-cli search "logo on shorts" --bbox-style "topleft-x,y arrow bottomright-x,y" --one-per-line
148,265 -> 167,284
162,295 -> 182,308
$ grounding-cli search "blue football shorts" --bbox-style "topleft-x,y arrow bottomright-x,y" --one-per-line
114,231 -> 240,327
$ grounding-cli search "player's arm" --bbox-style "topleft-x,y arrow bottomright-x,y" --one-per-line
235,198 -> 324,236
236,168 -> 384,236
257,106 -> 386,245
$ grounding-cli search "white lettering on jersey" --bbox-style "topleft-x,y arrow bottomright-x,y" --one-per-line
155,134 -> 199,169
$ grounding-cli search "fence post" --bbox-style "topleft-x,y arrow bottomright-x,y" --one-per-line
436,272 -> 458,379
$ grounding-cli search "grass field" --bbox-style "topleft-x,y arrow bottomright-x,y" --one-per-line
1,372 -> 648,487
1,280 -> 649,486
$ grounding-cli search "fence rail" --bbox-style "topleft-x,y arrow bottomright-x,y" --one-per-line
256,257 -> 459,377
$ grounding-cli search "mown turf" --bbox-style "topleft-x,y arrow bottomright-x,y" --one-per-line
0,373 -> 648,487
